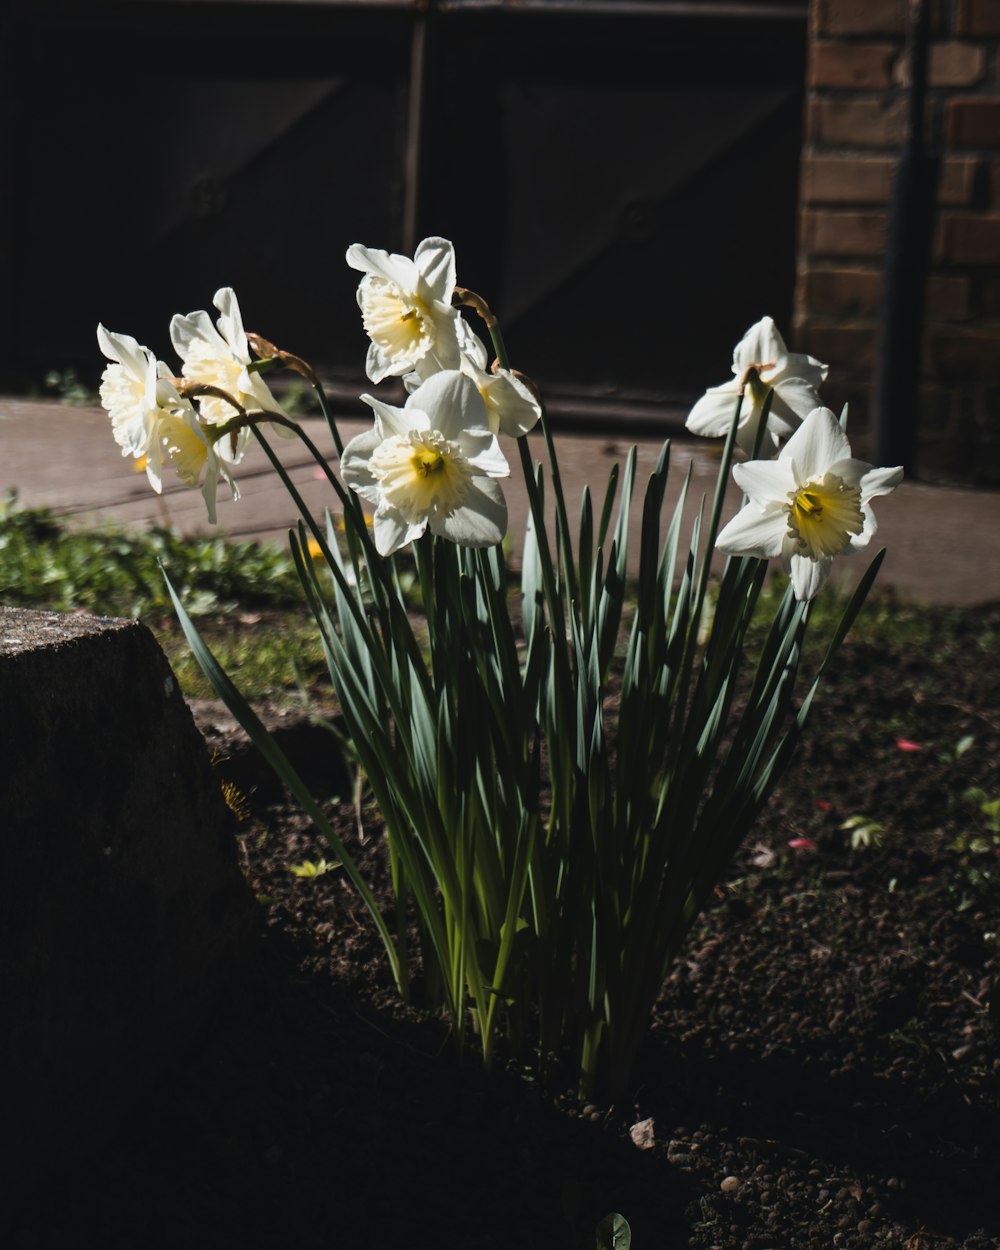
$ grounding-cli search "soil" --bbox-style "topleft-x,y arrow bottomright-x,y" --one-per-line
12,605 -> 1000,1250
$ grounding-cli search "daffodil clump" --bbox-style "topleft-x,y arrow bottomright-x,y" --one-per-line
98,240 -> 900,1099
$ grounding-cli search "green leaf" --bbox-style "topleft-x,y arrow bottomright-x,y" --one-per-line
595,1211 -> 631,1249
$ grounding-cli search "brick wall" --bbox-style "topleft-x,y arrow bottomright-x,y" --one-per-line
797,0 -> 1000,481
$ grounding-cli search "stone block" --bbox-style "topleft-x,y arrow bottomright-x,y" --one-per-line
0,607 -> 259,1168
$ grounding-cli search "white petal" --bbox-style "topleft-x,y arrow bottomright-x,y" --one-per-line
770,375 -> 823,423
97,325 -> 151,383
733,317 -> 786,374
735,402 -> 782,457
373,503 -> 425,556
485,371 -> 542,439
360,393 -> 423,440
786,550 -> 833,601
781,408 -> 851,481
170,309 -> 226,361
686,384 -> 742,438
732,458 -> 796,505
461,329 -> 489,371
766,352 -> 827,392
850,465 -> 903,550
365,341 -> 392,384
715,501 -> 788,559
464,432 -> 510,480
432,476 -> 507,547
860,464 -> 904,502
346,244 -> 417,290
826,457 -> 874,489
414,237 -> 456,304
406,370 -> 488,441
212,287 -> 249,361
341,427 -> 387,503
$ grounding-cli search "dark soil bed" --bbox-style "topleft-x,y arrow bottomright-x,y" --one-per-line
13,605 -> 1000,1250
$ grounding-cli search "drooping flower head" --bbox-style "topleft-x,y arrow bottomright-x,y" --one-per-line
347,237 -> 473,385
405,328 -> 542,440
170,287 -> 286,461
687,317 -> 828,456
714,406 -> 902,600
98,324 -> 238,524
341,370 -> 510,557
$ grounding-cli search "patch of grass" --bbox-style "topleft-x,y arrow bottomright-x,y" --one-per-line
761,576 -> 999,658
0,492 -> 305,619
158,610 -> 329,703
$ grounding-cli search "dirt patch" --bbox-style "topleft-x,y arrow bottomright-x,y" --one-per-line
13,607 -> 1000,1250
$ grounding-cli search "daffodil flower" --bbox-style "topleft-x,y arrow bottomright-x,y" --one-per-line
341,370 -> 509,556
715,406 -> 902,601
98,324 -> 164,458
98,324 -> 237,523
346,237 -> 474,384
687,317 -> 828,456
170,287 -> 287,461
405,329 -> 542,440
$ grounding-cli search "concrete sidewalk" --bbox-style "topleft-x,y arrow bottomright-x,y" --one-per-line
2,397 -> 999,607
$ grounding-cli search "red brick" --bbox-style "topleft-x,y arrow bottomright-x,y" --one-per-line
928,331 -> 1000,378
810,41 -> 898,88
815,0 -> 905,35
802,210 -> 888,256
956,0 -> 1000,36
801,267 -> 882,316
807,97 -> 905,147
939,157 -> 977,205
927,274 -> 974,321
802,155 -> 894,203
929,41 -> 986,87
802,154 -> 975,205
799,267 -> 970,322
947,98 -> 1000,147
794,323 -> 879,376
983,275 -> 1000,316
938,213 -> 1000,264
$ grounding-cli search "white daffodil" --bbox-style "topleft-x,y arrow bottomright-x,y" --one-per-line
98,324 -> 237,524
687,316 -> 828,456
405,329 -> 542,440
346,237 -> 473,384
170,287 -> 287,461
715,406 -> 902,601
98,324 -> 163,458
341,370 -> 509,557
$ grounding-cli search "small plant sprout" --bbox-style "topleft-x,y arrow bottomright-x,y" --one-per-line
287,858 -> 341,880
98,238 -> 902,1100
595,1212 -> 631,1249
842,815 -> 886,851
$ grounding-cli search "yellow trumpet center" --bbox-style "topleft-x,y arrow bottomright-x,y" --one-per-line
369,429 -> 472,522
785,471 -> 864,560
361,279 -> 433,368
